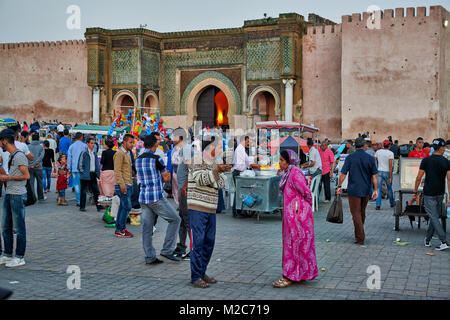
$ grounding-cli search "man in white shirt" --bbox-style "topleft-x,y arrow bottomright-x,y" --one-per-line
302,138 -> 322,177
232,135 -> 255,173
57,122 -> 65,133
231,135 -> 257,216
374,140 -> 395,210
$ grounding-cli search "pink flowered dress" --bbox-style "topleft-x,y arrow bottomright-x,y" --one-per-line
281,166 -> 318,281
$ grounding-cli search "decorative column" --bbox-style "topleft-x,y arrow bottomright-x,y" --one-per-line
92,87 -> 102,124
282,79 -> 296,122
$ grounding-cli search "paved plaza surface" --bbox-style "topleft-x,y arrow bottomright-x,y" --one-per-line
0,175 -> 449,300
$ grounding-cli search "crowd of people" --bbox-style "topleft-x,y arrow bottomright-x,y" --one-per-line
0,120 -> 448,289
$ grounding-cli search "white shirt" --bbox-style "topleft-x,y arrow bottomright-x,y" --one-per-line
15,141 -> 31,155
57,124 -> 65,133
47,138 -> 57,154
233,143 -> 254,172
375,149 -> 394,172
309,147 -> 322,173
444,148 -> 450,161
0,148 -> 9,174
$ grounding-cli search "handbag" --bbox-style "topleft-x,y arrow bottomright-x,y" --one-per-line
326,194 -> 343,224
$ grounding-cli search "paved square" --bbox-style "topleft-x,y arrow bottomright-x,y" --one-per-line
0,175 -> 448,300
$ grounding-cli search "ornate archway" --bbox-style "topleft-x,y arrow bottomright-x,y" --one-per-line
143,90 -> 159,113
180,71 -> 241,128
247,86 -> 281,120
113,89 -> 137,107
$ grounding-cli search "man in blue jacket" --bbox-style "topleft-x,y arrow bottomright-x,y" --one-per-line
78,137 -> 102,212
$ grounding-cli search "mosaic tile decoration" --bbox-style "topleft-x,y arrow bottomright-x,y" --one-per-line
162,48 -> 244,115
142,49 -> 160,87
282,37 -> 294,75
88,49 -> 97,82
246,40 -> 281,80
112,49 -> 138,85
98,49 -> 104,83
180,71 -> 241,115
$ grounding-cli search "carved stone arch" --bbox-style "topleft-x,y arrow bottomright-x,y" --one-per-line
113,89 -> 137,107
248,85 -> 281,118
143,90 -> 159,113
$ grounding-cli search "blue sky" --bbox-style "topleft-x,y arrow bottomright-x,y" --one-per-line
0,0 -> 448,42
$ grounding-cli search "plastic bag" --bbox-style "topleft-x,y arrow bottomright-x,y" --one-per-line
326,195 -> 343,224
240,170 -> 255,178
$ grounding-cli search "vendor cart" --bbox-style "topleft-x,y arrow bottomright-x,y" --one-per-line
394,157 -> 447,231
234,171 -> 283,221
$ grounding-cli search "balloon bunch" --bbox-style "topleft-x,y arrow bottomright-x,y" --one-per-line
107,108 -> 168,138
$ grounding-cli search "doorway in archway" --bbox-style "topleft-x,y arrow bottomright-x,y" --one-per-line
196,86 -> 229,129
116,94 -> 135,115
252,91 -> 276,121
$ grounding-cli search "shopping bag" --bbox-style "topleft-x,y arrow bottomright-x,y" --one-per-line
326,195 -> 343,224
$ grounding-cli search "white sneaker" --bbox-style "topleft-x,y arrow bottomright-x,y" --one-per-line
424,238 -> 431,247
435,242 -> 449,251
0,255 -> 13,265
5,257 -> 26,267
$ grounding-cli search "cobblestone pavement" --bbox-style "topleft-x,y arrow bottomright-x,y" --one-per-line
0,175 -> 448,300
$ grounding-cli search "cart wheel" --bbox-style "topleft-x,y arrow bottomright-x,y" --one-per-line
394,200 -> 400,231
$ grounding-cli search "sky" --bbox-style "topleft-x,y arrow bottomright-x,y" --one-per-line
0,0 -> 449,42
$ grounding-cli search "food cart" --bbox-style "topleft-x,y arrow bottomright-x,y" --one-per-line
228,122 -> 319,220
394,157 -> 447,231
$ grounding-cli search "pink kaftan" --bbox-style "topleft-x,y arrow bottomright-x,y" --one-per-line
281,166 -> 318,281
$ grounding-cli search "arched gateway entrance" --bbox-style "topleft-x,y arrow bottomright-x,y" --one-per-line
196,86 -> 229,129
181,71 -> 241,129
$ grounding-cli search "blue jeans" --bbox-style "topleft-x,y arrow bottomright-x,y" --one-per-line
58,189 -> 66,198
2,194 -> 26,258
43,167 -> 52,191
72,172 -> 81,205
142,198 -> 180,262
376,171 -> 394,207
115,185 -> 132,232
189,209 -> 216,283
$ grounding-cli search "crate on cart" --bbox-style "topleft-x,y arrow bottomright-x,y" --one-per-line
394,157 -> 447,231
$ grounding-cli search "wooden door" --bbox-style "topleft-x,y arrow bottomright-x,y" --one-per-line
196,86 -> 217,128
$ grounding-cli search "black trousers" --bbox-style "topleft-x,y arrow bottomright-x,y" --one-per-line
232,170 -> 242,215
80,173 -> 100,210
176,186 -> 190,253
319,173 -> 331,201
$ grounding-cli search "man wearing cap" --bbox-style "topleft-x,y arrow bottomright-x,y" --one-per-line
374,140 -> 395,210
413,138 -> 450,251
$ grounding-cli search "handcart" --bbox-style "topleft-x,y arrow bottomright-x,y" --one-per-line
394,157 -> 447,231
234,172 -> 283,221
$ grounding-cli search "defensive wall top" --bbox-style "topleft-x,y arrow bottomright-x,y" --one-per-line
305,5 -> 448,35
0,39 -> 86,50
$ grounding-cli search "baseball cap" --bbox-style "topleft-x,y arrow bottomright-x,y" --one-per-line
383,140 -> 391,147
432,138 -> 445,148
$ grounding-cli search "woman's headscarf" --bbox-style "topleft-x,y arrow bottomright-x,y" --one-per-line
279,149 -> 300,192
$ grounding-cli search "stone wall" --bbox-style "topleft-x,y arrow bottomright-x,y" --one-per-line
0,40 -> 91,124
302,24 -> 342,142
341,6 -> 448,143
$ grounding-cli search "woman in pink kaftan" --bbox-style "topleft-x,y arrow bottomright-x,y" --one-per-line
273,149 -> 319,288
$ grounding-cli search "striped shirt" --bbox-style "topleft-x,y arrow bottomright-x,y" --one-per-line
136,150 -> 166,204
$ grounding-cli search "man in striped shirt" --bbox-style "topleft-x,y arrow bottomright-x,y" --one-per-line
136,134 -> 181,265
